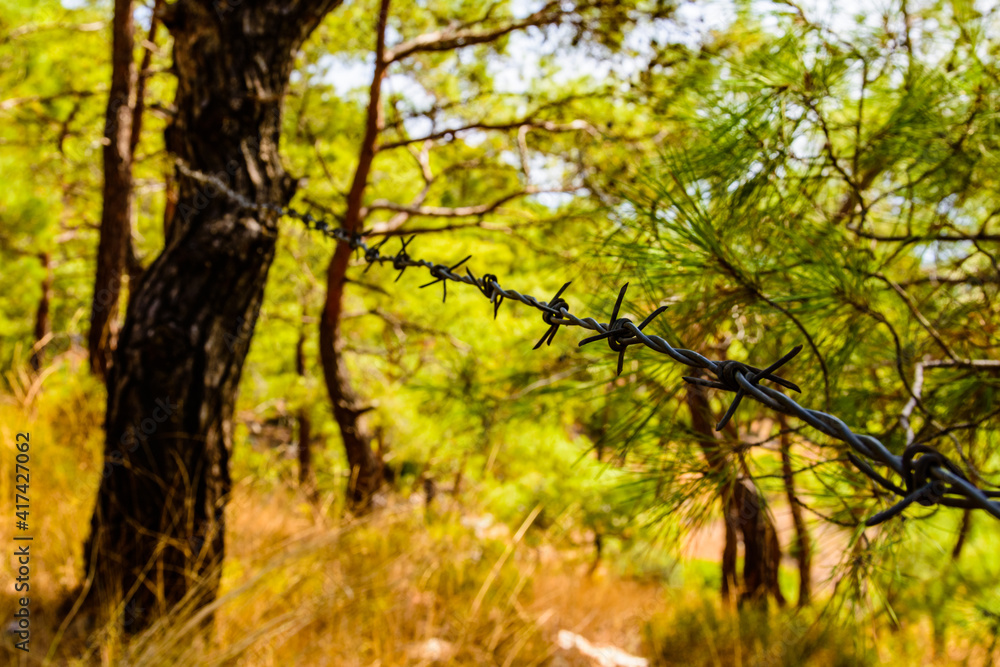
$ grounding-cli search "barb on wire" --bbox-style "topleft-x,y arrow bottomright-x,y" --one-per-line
578,283 -> 669,377
363,237 -> 390,273
420,255 -> 472,302
175,159 -> 1000,527
392,236 -> 416,282
684,345 -> 803,431
534,281 -> 572,350
468,269 -> 504,318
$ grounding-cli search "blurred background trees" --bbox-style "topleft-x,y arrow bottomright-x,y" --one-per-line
1,0 -> 999,663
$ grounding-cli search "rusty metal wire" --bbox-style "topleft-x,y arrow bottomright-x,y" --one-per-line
176,161 -> 1000,526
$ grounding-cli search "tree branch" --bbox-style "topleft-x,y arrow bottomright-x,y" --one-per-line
378,118 -> 598,151
342,0 -> 391,234
878,275 -> 962,363
129,0 -> 163,158
384,0 -> 564,63
0,89 -> 101,112
5,21 -> 105,42
363,186 -> 577,220
852,230 -> 1000,243
364,219 -> 517,238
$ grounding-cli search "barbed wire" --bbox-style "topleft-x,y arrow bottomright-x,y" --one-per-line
177,160 -> 1000,526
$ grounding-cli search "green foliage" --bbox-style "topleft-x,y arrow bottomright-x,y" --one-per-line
597,0 -> 1000,649
0,0 -> 172,374
3,0 -> 1000,663
644,598 -> 876,667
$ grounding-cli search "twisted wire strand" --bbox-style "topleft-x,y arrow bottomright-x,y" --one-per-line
176,161 -> 1000,525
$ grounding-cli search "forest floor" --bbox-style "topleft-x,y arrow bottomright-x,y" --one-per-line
1,389 -> 998,666
2,479 -> 997,666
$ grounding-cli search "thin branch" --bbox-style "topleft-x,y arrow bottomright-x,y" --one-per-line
409,142 -> 434,184
879,275 -> 961,363
343,276 -> 390,295
364,219 -> 517,238
384,0 -> 564,63
886,272 -> 1000,287
129,0 -> 163,158
922,358 -> 1000,370
854,230 -> 1000,244
342,0 -> 391,234
0,89 -> 101,112
913,406 -> 1000,450
363,186 -> 577,220
378,119 -> 598,151
900,361 -> 924,446
365,143 -> 434,234
517,125 -> 531,182
5,20 -> 105,42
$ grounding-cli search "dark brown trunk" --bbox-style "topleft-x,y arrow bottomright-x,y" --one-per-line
733,480 -> 786,607
952,508 -> 971,560
298,406 -> 315,498
721,511 -> 738,601
685,378 -> 738,601
82,0 -> 341,633
685,376 -> 784,606
319,0 -> 390,511
30,252 -> 53,371
778,414 -> 812,606
296,327 -> 317,501
128,0 -> 161,159
592,422 -> 605,573
320,241 -> 384,510
88,0 -> 136,382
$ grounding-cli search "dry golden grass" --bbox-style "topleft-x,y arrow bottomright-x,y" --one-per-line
2,370 -> 999,666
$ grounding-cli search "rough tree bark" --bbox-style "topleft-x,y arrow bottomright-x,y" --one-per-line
88,0 -> 136,381
82,0 -> 342,632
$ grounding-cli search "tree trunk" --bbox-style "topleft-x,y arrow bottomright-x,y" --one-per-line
320,240 -> 384,510
30,252 -> 52,371
952,508 -> 971,560
721,510 -> 738,601
778,414 -> 812,606
298,406 -> 315,493
733,480 -> 786,607
319,0 -> 390,511
685,376 -> 784,606
88,0 -> 136,382
82,0 -> 341,633
296,327 -> 317,501
128,0 -> 161,160
685,379 -> 738,601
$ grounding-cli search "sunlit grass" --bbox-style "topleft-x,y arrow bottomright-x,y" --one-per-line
1,367 -> 998,666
